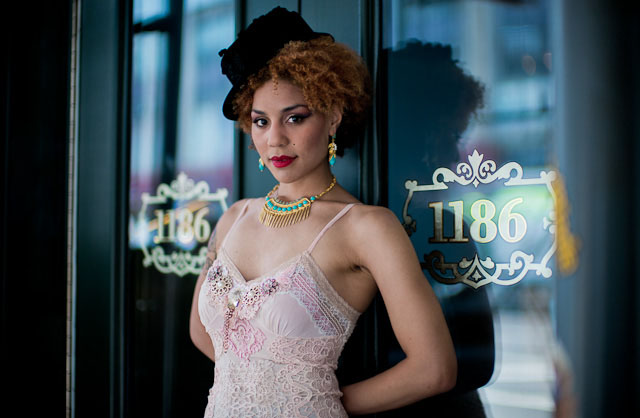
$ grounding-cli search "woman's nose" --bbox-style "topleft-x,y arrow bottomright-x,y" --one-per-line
267,124 -> 289,147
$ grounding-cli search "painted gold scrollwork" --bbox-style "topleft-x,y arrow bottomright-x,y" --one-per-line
404,149 -> 558,288
138,172 -> 229,276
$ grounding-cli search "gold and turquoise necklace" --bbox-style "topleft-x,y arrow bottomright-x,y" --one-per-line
259,176 -> 337,228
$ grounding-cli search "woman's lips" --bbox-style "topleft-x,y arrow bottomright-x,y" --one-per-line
271,155 -> 296,168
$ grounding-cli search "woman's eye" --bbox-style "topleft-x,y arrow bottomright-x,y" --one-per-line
253,118 -> 268,127
287,114 -> 309,124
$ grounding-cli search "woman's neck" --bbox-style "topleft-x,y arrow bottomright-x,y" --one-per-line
275,166 -> 334,201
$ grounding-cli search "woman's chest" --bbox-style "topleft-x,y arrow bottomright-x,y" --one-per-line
199,255 -> 359,339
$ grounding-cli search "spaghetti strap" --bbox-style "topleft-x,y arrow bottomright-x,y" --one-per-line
220,199 -> 252,248
307,203 -> 358,253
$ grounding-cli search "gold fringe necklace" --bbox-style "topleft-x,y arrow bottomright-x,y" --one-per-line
259,176 -> 337,228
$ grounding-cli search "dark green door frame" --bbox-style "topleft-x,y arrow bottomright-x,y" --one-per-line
75,0 -> 132,416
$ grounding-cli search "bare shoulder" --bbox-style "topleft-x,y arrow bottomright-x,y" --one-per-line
343,205 -> 425,290
218,198 -> 251,227
338,204 -> 411,264
346,204 -> 405,240
213,198 -> 255,249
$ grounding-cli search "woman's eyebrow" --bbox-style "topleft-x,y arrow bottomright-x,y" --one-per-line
281,104 -> 308,112
251,104 -> 309,115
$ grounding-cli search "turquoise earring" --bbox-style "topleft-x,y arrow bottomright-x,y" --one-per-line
258,157 -> 265,172
328,135 -> 337,166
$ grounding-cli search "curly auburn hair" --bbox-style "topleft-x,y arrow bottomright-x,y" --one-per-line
233,36 -> 372,156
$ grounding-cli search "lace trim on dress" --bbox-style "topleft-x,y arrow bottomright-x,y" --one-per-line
285,263 -> 349,336
270,335 -> 343,369
208,356 -> 347,418
298,252 -> 361,326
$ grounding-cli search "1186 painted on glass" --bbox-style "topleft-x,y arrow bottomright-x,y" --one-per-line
428,197 -> 527,244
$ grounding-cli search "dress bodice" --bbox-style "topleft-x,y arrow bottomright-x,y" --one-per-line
198,201 -> 361,417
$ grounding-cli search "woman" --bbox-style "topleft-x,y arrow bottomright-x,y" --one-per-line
189,7 -> 456,417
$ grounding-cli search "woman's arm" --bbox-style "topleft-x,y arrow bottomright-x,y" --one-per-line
189,228 -> 217,361
341,206 -> 457,415
189,199 -> 250,361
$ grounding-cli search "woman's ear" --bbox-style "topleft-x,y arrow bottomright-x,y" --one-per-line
329,107 -> 343,136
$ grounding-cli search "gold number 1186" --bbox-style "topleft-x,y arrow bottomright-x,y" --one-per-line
428,198 -> 527,244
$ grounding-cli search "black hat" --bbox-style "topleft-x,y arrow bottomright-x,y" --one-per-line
219,7 -> 332,120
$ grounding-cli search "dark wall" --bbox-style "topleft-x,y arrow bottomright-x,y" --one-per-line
0,1 -> 71,415
555,2 -> 640,417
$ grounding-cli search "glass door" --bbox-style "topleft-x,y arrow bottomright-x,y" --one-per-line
128,0 -> 235,416
382,1 -> 557,417
124,2 -> 560,417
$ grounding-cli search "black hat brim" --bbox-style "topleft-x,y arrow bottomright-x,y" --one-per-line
223,84 -> 242,121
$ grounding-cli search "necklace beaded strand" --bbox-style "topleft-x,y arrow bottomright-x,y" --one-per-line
259,176 -> 337,228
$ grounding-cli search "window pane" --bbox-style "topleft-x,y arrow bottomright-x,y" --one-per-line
176,1 -> 235,190
129,1 -> 235,416
134,0 -> 170,23
384,1 -> 556,416
130,32 -> 168,204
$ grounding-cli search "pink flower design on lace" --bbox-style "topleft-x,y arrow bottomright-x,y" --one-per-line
227,318 -> 266,360
236,277 -> 280,320
206,260 -> 232,311
261,277 -> 278,294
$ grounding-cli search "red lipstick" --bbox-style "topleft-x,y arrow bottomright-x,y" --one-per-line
271,155 -> 296,168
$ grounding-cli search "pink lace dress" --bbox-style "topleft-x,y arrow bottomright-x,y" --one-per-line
198,202 -> 361,417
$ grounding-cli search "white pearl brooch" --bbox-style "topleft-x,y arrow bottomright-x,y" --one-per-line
206,260 -> 232,300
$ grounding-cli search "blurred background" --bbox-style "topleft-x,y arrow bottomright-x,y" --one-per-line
1,0 -> 638,417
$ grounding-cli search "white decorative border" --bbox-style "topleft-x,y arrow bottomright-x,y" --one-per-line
402,150 -> 557,288
138,172 -> 229,277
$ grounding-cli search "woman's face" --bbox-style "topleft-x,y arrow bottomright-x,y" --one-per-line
250,79 -> 340,185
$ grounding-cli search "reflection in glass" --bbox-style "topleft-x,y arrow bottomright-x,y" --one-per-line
129,1 -> 234,417
131,32 -> 168,217
176,0 -> 234,188
384,1 -> 556,417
